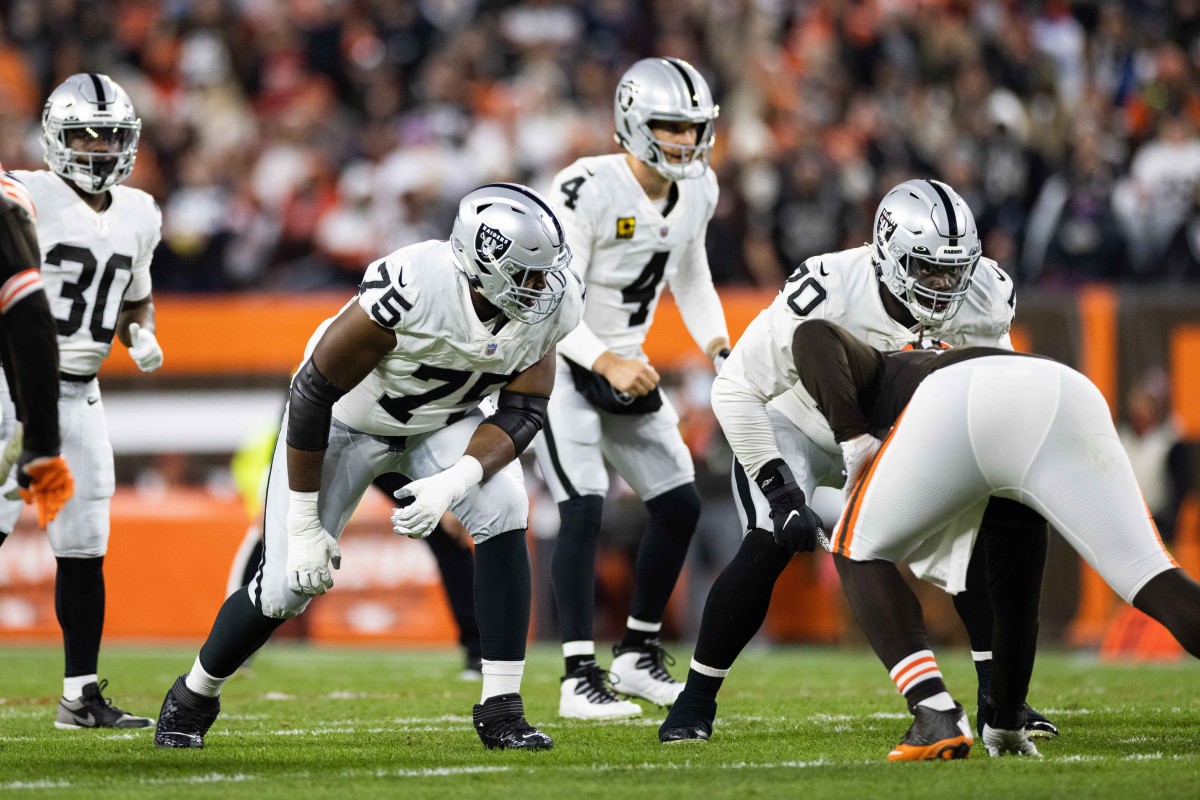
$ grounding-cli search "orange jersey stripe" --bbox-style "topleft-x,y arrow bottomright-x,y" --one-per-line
0,174 -> 35,219
0,268 -> 43,312
833,407 -> 908,556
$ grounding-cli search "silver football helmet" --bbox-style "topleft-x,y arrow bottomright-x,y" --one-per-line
42,73 -> 142,194
451,183 -> 572,324
614,57 -> 718,181
873,179 -> 981,326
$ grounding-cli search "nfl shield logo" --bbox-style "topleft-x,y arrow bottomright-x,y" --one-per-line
483,342 -> 498,357
659,225 -> 669,238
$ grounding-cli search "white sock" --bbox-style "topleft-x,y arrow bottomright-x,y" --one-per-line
184,656 -> 227,698
625,617 -> 662,633
63,674 -> 96,701
481,659 -> 524,703
562,640 -> 595,659
917,691 -> 957,712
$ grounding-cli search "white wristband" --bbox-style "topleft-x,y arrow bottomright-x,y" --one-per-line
288,490 -> 320,517
448,456 -> 484,493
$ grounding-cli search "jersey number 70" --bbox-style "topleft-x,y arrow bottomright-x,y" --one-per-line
784,261 -> 827,317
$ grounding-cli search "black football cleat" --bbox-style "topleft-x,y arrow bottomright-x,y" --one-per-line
1022,705 -> 1059,738
473,693 -> 553,751
154,675 -> 220,749
55,680 -> 152,729
887,702 -> 973,761
658,689 -> 717,743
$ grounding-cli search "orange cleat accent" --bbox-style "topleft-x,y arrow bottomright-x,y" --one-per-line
886,703 -> 974,762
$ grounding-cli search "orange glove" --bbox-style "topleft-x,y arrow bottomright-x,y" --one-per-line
17,455 -> 75,528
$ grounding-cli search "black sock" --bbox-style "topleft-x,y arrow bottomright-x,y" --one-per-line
475,529 -> 531,663
56,556 -> 105,677
619,629 -> 659,650
1133,568 -> 1200,658
682,668 -> 724,701
565,654 -> 597,674
198,587 -> 286,678
551,495 -> 604,644
626,483 -> 701,631
973,658 -> 993,707
691,528 -> 790,671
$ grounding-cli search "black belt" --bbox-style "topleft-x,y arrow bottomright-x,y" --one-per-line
60,372 -> 97,383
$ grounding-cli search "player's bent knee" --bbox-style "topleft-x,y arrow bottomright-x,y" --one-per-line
646,482 -> 701,531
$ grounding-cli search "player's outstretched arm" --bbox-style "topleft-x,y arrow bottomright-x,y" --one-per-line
285,302 -> 396,594
391,349 -> 555,541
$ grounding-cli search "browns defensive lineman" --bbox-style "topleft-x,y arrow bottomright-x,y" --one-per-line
0,168 -> 74,533
533,57 -> 729,719
0,74 -> 161,729
791,319 -> 1200,759
154,183 -> 582,751
660,179 -> 1055,745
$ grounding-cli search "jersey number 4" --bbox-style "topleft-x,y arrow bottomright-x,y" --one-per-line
46,244 -> 134,343
784,260 -> 827,317
622,251 -> 669,326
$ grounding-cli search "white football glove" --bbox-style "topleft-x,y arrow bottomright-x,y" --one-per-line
983,724 -> 1042,757
286,491 -> 341,595
391,456 -> 483,540
840,433 -> 882,503
0,420 -> 21,478
127,322 -> 163,372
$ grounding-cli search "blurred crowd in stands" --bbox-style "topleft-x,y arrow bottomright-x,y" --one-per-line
2,0 -> 1200,293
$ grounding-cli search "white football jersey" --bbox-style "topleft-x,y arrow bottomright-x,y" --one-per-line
548,154 -> 722,365
723,244 -> 1015,451
321,239 -> 584,437
9,170 -> 160,376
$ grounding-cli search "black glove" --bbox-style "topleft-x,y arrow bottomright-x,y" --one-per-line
756,458 -> 825,554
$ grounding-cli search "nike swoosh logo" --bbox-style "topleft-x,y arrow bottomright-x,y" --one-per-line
74,710 -> 96,726
818,262 -> 829,277
87,398 -> 98,405
785,510 -> 800,526
395,263 -> 409,288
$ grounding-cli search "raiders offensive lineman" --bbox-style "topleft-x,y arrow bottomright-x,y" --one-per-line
660,179 -> 1054,745
791,320 -> 1200,759
533,57 -> 729,719
154,183 -> 583,751
0,74 -> 162,729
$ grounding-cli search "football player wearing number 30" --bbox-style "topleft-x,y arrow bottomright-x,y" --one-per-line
154,183 -> 583,752
660,179 -> 1057,749
532,57 -> 730,720
0,74 -> 161,731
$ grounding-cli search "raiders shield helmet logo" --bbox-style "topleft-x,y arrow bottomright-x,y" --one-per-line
476,223 -> 513,265
617,79 -> 639,113
876,207 -> 899,245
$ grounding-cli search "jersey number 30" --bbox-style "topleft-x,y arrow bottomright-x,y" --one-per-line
46,244 -> 134,344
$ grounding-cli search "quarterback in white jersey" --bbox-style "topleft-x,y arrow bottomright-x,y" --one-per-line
0,74 -> 162,730
532,57 -> 730,719
155,183 -> 582,753
661,179 -> 1056,744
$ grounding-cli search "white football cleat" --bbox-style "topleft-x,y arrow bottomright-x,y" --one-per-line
983,723 -> 1042,757
610,643 -> 685,707
559,664 -> 642,719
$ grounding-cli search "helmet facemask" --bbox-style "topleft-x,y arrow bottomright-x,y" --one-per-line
892,245 -> 980,325
634,116 -> 715,181
472,233 -> 572,324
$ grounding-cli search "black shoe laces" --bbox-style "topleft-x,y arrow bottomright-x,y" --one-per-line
635,643 -> 678,683
85,679 -> 127,714
572,664 -> 624,704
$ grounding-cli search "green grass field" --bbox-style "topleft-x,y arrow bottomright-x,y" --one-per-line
0,643 -> 1197,799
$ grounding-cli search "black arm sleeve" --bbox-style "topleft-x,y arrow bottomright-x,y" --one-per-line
0,197 -> 60,457
792,320 -> 883,443
286,358 -> 349,452
481,390 -> 548,455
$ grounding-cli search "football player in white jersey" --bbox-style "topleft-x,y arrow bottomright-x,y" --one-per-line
532,57 -> 730,719
154,183 -> 583,751
0,74 -> 162,729
660,179 -> 1055,743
